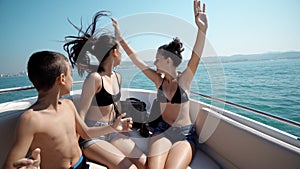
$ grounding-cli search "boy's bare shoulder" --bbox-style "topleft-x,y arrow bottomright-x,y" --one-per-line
60,99 -> 77,112
18,108 -> 41,129
22,107 -> 39,118
61,98 -> 75,106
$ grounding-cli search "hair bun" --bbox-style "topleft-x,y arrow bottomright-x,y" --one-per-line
167,37 -> 184,56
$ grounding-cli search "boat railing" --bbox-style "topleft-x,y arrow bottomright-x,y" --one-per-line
190,91 -> 300,129
0,81 -> 84,94
0,81 -> 299,129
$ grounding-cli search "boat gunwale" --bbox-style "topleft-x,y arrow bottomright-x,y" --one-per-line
1,83 -> 299,128
0,87 -> 299,145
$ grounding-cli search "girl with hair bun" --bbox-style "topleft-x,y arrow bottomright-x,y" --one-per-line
64,11 -> 146,169
113,0 -> 208,168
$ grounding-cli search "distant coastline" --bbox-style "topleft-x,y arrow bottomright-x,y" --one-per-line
202,51 -> 300,64
1,51 -> 299,78
0,71 -> 27,78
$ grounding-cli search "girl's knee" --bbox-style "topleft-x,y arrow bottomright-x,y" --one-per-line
131,157 -> 147,169
117,159 -> 137,169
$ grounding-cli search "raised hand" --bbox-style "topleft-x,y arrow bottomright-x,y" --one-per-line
111,18 -> 123,42
194,0 -> 208,33
13,148 -> 41,169
111,113 -> 133,132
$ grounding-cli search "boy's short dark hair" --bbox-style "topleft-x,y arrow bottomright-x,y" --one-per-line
27,51 -> 68,91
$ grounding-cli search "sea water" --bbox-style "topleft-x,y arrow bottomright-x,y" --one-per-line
0,58 -> 299,137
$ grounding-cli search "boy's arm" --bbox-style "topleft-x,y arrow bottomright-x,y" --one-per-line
4,111 -> 37,169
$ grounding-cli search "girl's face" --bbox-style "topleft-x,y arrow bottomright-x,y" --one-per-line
114,45 -> 122,66
154,52 -> 168,73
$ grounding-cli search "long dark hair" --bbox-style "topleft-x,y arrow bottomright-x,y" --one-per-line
158,37 -> 184,67
63,11 -> 117,77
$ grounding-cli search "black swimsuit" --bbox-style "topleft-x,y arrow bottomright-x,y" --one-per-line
157,78 -> 189,104
79,72 -> 120,149
154,77 -> 195,145
91,72 -> 121,106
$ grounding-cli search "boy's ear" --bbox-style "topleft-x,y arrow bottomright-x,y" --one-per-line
57,73 -> 66,85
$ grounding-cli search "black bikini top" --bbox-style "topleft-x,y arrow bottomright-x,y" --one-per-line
91,72 -> 121,106
157,78 -> 189,104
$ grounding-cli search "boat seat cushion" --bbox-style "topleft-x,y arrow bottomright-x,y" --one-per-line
86,144 -> 220,169
189,148 -> 220,169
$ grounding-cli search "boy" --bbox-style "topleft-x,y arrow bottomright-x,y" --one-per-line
3,51 -> 132,169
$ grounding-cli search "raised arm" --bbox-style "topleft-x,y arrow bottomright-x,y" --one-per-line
182,0 -> 208,84
112,18 -> 162,87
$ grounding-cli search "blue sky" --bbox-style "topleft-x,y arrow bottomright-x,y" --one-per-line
0,0 -> 299,74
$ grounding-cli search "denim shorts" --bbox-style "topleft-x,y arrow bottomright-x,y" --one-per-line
79,119 -> 118,149
153,120 -> 197,146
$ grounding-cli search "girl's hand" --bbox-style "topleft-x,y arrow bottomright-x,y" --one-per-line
194,0 -> 208,33
112,113 -> 133,132
111,18 -> 123,42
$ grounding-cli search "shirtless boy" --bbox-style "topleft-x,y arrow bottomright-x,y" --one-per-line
3,51 -> 132,169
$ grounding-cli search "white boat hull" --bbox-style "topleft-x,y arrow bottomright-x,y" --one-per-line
0,88 -> 299,169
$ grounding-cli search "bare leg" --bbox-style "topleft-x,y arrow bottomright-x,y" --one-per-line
147,135 -> 172,169
83,140 -> 137,169
111,134 -> 147,169
164,141 -> 194,169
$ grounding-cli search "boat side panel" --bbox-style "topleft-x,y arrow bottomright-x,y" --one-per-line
194,106 -> 300,169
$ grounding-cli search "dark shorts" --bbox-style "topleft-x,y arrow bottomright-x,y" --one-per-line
153,119 -> 197,146
69,155 -> 89,169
